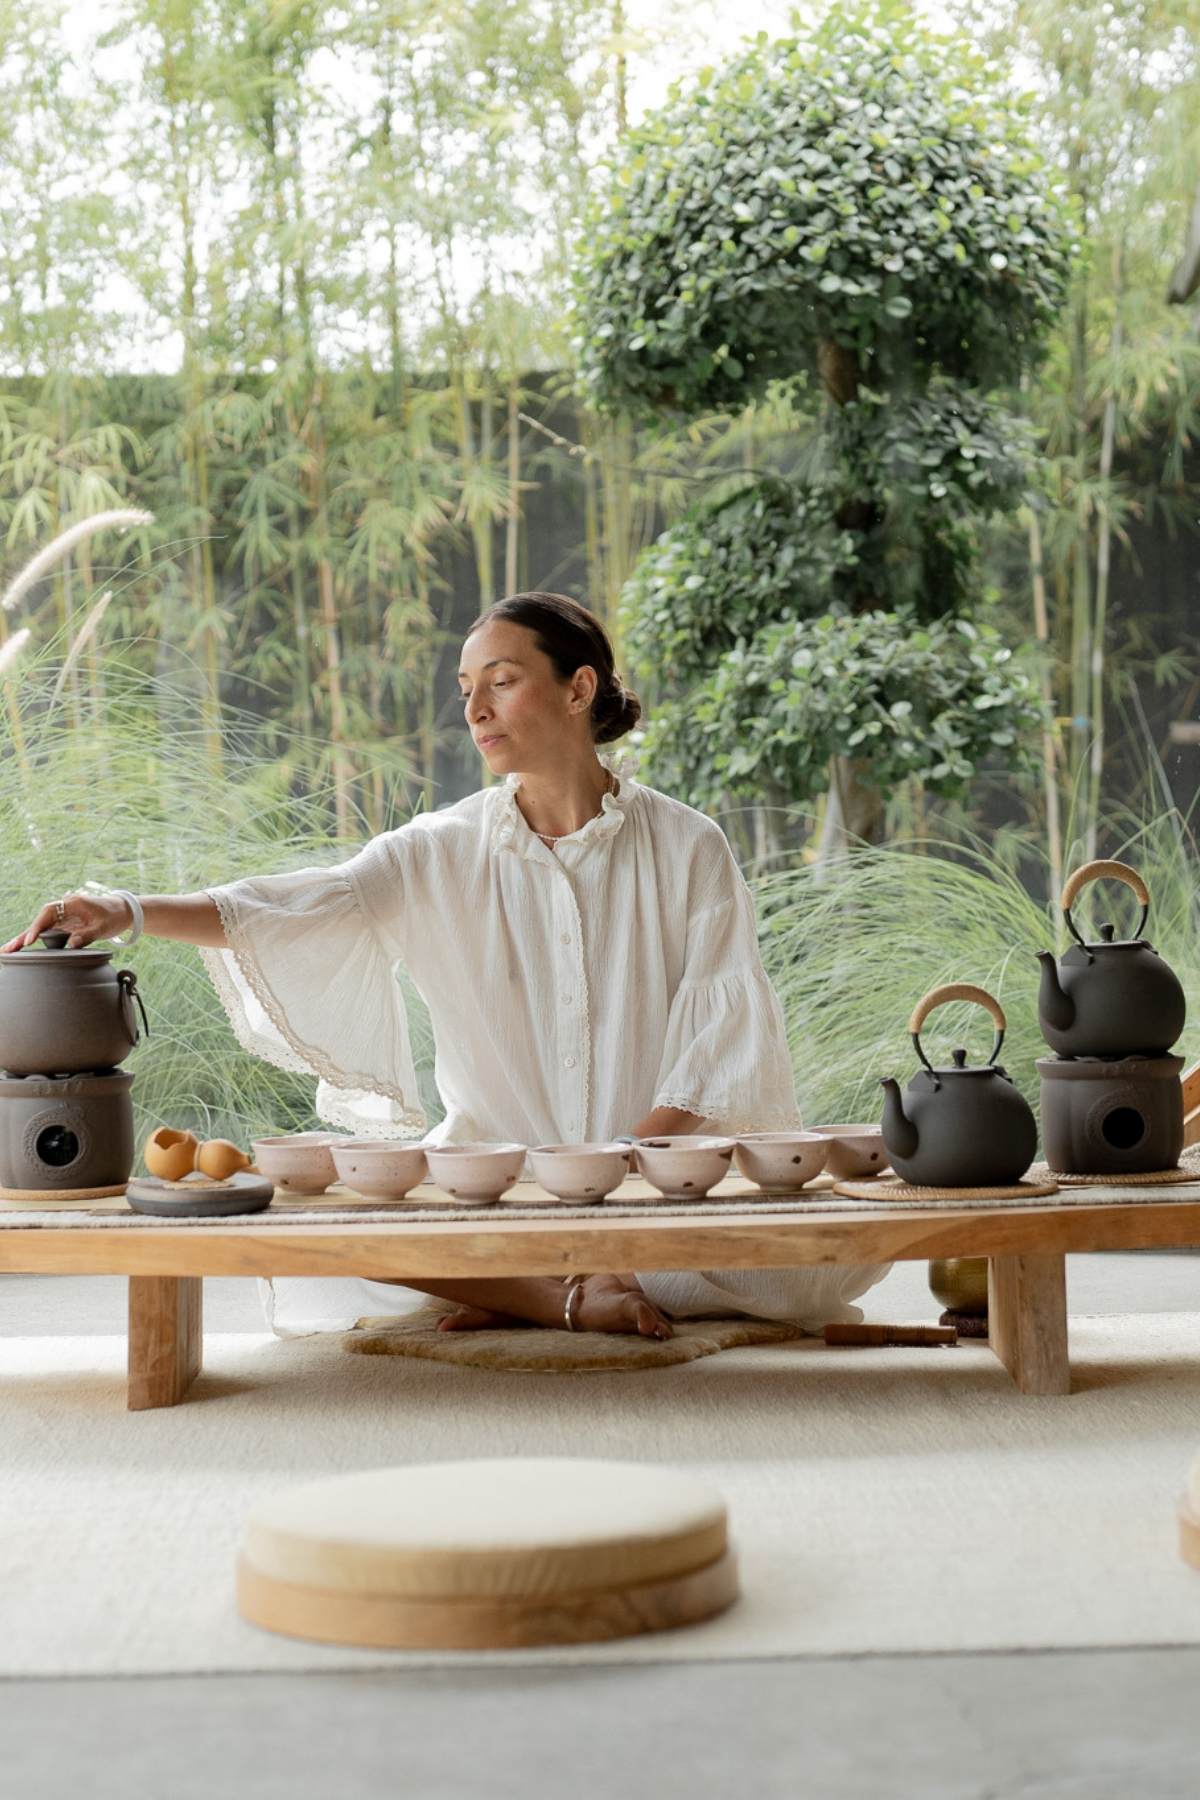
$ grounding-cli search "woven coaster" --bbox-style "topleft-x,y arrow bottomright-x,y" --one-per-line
833,1176 -> 1060,1202
342,1311 -> 804,1373
1029,1163 -> 1200,1189
0,1182 -> 128,1204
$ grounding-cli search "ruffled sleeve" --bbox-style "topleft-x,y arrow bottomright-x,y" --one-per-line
651,853 -> 802,1134
199,831 -> 427,1136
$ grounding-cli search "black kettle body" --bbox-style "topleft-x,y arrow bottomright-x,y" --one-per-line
1036,861 -> 1186,1059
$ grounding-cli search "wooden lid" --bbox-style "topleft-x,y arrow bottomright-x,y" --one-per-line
241,1458 -> 728,1600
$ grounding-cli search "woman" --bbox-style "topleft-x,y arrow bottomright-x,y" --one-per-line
2,593 -> 889,1338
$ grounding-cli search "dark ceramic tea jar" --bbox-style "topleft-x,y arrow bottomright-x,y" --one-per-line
0,1069 -> 135,1190
879,983 -> 1038,1188
0,931 -> 147,1076
1036,860 -> 1186,1059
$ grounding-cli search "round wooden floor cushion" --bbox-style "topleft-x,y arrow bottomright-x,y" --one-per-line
238,1458 -> 739,1649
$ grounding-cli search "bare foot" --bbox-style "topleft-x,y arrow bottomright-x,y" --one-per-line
437,1305 -> 525,1332
435,1276 -> 673,1339
574,1274 -> 673,1339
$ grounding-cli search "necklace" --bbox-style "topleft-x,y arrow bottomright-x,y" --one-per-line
532,769 -> 616,846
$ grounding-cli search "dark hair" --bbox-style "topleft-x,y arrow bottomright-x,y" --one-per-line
469,592 -> 642,744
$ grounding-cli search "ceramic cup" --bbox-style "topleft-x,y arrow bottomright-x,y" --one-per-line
808,1124 -> 887,1180
250,1133 -> 354,1195
633,1135 -> 736,1202
330,1141 -> 428,1200
732,1130 -> 830,1192
423,1142 -> 526,1205
528,1142 -> 632,1203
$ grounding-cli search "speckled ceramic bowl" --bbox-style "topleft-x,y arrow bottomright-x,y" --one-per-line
330,1141 -> 428,1200
528,1143 -> 632,1203
423,1142 -> 526,1205
633,1135 -> 736,1202
732,1131 -> 830,1192
250,1133 -> 355,1195
808,1124 -> 888,1180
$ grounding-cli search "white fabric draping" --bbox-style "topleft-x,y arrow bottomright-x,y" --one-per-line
200,750 -> 888,1332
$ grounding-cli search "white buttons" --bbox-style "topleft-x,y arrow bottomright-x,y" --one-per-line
562,993 -> 572,1005
560,932 -> 571,945
564,1055 -> 576,1069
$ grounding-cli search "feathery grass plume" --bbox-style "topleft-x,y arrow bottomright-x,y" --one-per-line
0,628 -> 31,675
1,509 -> 154,615
51,590 -> 113,704
753,815 -> 1200,1129
0,658 -> 440,1152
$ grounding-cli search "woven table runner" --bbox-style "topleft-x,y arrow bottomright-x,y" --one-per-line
1,1164 -> 1199,1227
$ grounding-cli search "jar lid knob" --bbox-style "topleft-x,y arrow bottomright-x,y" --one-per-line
38,930 -> 71,950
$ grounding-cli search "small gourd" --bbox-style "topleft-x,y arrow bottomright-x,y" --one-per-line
196,1139 -> 252,1181
144,1127 -> 199,1182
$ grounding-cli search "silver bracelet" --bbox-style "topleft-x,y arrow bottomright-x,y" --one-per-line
108,889 -> 144,947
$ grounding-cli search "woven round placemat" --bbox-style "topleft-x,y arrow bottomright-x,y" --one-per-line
0,1181 -> 128,1204
833,1176 -> 1059,1202
342,1312 -> 804,1372
1028,1161 -> 1200,1188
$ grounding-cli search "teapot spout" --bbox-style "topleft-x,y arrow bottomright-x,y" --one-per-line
879,1077 -> 918,1161
1036,949 -> 1075,1032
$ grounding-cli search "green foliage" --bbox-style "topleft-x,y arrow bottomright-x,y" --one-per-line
752,809 -> 1200,1126
620,477 -> 855,690
573,3 -> 1079,418
634,611 -> 1044,811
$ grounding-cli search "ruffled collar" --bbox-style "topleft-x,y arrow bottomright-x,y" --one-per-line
489,747 -> 640,861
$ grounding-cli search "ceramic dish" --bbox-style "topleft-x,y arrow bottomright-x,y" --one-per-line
125,1170 -> 274,1217
250,1133 -> 354,1195
632,1136 -> 736,1202
330,1141 -> 428,1201
423,1142 -> 526,1205
527,1143 -> 632,1204
732,1131 -> 830,1192
808,1124 -> 888,1180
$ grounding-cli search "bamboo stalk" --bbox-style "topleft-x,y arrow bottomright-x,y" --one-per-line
1027,504 -> 1063,901
1085,238 -> 1125,863
505,381 -> 520,596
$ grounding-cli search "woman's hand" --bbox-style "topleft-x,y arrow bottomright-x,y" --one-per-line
0,891 -> 132,955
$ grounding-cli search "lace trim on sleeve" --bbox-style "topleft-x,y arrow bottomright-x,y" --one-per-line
201,887 -> 427,1131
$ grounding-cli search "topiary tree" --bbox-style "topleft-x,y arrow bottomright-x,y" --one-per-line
572,2 -> 1078,849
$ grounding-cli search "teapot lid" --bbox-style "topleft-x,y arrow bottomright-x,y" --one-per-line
921,1047 -> 1001,1077
1,930 -> 114,967
1073,921 -> 1150,953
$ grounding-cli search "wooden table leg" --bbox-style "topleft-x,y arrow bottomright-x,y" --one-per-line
128,1276 -> 203,1411
987,1253 -> 1069,1395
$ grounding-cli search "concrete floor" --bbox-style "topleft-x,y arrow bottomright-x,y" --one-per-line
2,1254 -> 1199,1799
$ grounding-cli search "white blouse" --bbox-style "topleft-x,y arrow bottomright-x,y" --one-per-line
200,748 -> 889,1331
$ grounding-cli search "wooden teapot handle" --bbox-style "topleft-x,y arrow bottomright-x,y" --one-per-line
908,983 -> 1007,1036
1060,859 -> 1149,912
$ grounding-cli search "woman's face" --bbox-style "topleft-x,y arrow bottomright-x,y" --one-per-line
458,619 -> 596,774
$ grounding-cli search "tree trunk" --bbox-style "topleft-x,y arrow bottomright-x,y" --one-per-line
814,755 -> 884,870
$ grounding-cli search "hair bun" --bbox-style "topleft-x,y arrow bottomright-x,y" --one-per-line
594,679 -> 642,744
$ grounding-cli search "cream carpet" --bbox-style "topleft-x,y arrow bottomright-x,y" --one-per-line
3,1315 -> 1199,1676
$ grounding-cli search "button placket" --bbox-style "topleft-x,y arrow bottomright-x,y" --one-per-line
551,864 -> 590,1140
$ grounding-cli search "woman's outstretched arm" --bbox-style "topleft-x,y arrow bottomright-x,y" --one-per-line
0,891 -> 227,953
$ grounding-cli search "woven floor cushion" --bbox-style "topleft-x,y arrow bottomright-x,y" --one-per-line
238,1457 -> 738,1649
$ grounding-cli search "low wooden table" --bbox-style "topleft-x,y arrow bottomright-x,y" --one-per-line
2,1175 -> 1198,1409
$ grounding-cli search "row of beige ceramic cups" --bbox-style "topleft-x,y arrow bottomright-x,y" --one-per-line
248,1125 -> 887,1205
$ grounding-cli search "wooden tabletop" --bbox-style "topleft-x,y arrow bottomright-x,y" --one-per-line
2,1177 -> 1199,1278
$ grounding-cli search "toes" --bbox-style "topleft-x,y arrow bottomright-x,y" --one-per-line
632,1298 -> 673,1339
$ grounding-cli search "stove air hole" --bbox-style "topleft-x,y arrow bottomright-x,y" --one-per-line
35,1125 -> 80,1168
1101,1107 -> 1145,1150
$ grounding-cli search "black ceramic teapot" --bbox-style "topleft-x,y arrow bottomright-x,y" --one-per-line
1036,860 -> 1186,1059
879,984 -> 1038,1188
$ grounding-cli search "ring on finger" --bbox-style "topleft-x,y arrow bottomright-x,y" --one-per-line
54,899 -> 66,925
